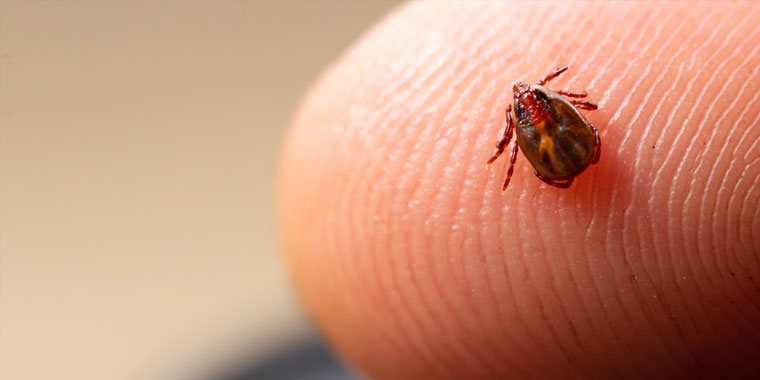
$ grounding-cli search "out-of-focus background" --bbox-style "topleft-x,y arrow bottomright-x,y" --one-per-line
0,1 -> 400,379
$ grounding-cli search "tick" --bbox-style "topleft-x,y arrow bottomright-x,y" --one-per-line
487,66 -> 601,189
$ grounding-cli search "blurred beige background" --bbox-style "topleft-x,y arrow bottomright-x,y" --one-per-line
0,1 -> 400,379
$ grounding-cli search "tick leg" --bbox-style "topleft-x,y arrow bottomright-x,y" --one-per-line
537,65 -> 568,86
532,169 -> 574,188
557,90 -> 587,98
502,140 -> 520,191
487,104 -> 514,165
570,99 -> 598,110
589,122 -> 601,164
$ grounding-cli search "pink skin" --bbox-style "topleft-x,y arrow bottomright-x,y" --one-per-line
278,2 -> 760,379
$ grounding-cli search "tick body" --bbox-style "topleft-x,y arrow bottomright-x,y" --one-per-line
487,66 -> 601,190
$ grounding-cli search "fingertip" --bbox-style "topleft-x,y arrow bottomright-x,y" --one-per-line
278,1 -> 760,378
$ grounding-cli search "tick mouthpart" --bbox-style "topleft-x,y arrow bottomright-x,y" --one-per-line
512,81 -> 531,98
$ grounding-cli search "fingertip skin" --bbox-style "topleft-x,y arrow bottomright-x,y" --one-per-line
278,1 -> 760,378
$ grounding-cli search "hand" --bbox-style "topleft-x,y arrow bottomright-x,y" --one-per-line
277,2 -> 760,378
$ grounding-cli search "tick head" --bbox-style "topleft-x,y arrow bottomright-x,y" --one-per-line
512,81 -> 531,99
512,82 -> 549,125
